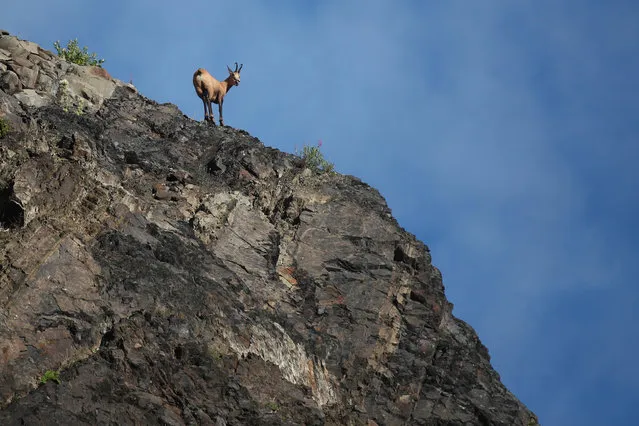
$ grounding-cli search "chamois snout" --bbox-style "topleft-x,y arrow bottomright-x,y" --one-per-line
227,62 -> 242,86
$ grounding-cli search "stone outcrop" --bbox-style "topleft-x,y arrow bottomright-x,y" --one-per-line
0,28 -> 124,130
0,31 -> 538,425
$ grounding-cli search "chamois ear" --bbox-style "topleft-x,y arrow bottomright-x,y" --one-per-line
227,65 -> 234,74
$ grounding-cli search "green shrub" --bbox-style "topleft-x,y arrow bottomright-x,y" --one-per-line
40,369 -> 61,384
0,117 -> 9,139
266,401 -> 279,411
57,79 -> 84,115
53,38 -> 105,67
298,140 -> 334,174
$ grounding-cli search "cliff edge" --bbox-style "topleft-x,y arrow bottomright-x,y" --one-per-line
0,31 -> 538,425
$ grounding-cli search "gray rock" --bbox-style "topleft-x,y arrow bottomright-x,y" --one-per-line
18,40 -> 40,55
56,60 -> 70,74
14,89 -> 50,108
36,71 -> 54,92
0,70 -> 21,94
37,47 -> 55,60
58,67 -> 116,112
27,53 -> 44,65
37,58 -> 55,73
11,65 -> 38,89
10,56 -> 33,68
0,35 -> 20,51
0,88 -> 26,129
10,46 -> 29,59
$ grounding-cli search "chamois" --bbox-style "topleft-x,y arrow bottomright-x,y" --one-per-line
193,62 -> 243,126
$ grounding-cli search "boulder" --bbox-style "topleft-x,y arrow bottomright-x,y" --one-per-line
0,70 -> 21,94
11,65 -> 38,89
14,89 -> 49,107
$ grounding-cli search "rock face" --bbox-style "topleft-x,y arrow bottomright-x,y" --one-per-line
0,32 -> 538,425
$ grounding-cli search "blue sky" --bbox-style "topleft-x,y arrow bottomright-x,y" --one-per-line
4,1 -> 639,424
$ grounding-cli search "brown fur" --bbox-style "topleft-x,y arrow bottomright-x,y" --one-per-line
192,63 -> 242,125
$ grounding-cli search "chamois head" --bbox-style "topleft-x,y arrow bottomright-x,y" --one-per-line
226,62 -> 243,86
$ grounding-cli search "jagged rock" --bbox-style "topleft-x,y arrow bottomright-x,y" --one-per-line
0,87 -> 25,130
10,64 -> 38,89
9,56 -> 33,68
0,31 -> 539,425
35,71 -> 54,92
19,40 -> 40,55
64,65 -> 115,106
0,36 -> 20,51
0,33 -> 122,115
9,47 -> 30,60
13,89 -> 47,107
0,70 -> 21,94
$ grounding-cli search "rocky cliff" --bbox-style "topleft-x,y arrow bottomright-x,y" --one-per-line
0,31 -> 538,425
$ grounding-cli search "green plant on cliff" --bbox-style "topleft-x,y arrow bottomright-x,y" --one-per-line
40,369 -> 61,384
0,117 -> 9,138
53,38 -> 105,67
297,140 -> 334,174
57,79 -> 84,115
527,417 -> 540,426
75,97 -> 85,116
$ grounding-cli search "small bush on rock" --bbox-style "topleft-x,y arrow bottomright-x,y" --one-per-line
0,118 -> 9,138
53,38 -> 105,67
297,140 -> 334,174
57,79 -> 84,115
40,369 -> 61,384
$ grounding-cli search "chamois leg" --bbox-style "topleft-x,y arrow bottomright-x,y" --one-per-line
207,100 -> 214,122
201,98 -> 209,121
207,99 -> 216,125
218,99 -> 224,126
201,89 -> 210,121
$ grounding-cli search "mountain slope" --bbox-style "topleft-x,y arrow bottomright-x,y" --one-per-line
0,31 -> 538,425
